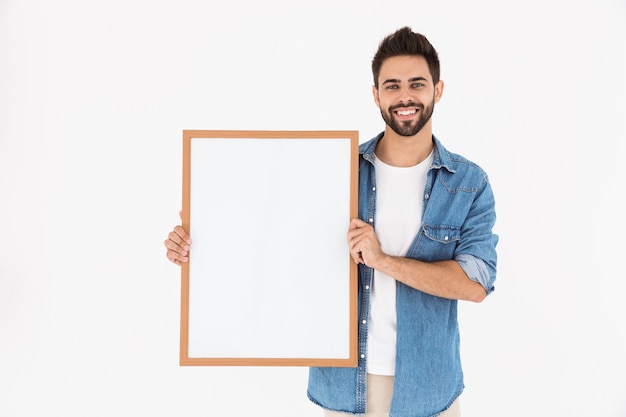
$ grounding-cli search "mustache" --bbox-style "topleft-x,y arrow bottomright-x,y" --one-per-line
389,102 -> 424,112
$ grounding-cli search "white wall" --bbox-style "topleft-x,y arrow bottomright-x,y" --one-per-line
1,0 -> 625,416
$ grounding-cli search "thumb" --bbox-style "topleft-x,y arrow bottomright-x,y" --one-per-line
350,218 -> 368,230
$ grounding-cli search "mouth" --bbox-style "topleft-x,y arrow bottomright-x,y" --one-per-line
393,107 -> 419,120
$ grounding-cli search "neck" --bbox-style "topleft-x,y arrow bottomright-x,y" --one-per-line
375,125 -> 434,167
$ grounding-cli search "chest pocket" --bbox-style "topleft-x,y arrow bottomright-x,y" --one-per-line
409,224 -> 461,261
423,224 -> 461,243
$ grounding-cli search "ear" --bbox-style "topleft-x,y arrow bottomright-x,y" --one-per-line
434,80 -> 444,103
372,85 -> 381,108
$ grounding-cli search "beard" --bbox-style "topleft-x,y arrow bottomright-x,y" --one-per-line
380,98 -> 435,137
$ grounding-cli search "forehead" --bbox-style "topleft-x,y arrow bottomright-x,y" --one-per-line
378,55 -> 431,83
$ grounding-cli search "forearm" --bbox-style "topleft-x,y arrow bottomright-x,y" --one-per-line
348,218 -> 488,302
373,255 -> 487,302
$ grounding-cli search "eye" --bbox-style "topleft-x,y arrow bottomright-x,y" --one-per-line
412,82 -> 424,88
386,84 -> 399,90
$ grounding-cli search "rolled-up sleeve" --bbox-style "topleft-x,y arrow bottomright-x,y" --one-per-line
456,253 -> 495,295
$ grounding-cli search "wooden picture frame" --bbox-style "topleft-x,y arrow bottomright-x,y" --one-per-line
180,130 -> 359,366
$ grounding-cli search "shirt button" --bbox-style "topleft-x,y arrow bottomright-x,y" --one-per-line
362,320 -> 367,325
444,236 -> 449,241
425,194 -> 430,199
361,354 -> 365,359
365,285 -> 370,290
368,218 -> 373,223
372,186 -> 376,191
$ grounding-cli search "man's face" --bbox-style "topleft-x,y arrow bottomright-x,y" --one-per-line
373,55 -> 443,137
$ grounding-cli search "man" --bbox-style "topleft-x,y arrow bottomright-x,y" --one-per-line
165,27 -> 498,417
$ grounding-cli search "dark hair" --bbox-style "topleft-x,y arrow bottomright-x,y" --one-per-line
371,27 -> 440,88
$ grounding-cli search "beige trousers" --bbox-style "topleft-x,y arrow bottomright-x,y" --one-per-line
323,374 -> 461,417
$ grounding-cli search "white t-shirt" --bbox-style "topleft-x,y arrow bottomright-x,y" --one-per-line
367,151 -> 433,376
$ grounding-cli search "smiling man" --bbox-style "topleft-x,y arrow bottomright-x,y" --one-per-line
376,57 -> 438,140
306,27 -> 499,417
164,26 -> 498,417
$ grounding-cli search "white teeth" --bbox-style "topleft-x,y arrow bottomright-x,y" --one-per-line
397,110 -> 416,116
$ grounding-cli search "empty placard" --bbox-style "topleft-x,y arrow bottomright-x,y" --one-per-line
180,130 -> 358,366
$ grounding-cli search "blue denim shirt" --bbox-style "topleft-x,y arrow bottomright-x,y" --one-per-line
307,133 -> 498,417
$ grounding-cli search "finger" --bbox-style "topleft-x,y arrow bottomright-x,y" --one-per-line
347,235 -> 363,262
348,230 -> 367,248
350,247 -> 363,264
166,231 -> 185,249
173,225 -> 191,244
347,231 -> 367,263
167,227 -> 191,247
165,224 -> 192,265
347,227 -> 363,243
166,249 -> 188,264
164,238 -> 189,255
348,226 -> 374,251
347,220 -> 372,241
349,218 -> 369,230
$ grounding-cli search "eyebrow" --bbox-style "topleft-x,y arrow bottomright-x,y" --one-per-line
382,76 -> 429,85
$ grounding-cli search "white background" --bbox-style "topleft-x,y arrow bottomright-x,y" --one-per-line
1,0 -> 625,416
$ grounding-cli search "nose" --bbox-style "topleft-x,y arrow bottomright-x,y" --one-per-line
398,87 -> 414,104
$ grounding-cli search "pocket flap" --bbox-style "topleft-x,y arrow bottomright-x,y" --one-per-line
422,224 -> 461,243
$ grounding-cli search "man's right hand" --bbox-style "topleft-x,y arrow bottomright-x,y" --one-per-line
164,214 -> 192,265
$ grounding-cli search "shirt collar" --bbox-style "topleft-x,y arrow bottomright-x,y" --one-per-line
360,132 -> 456,173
